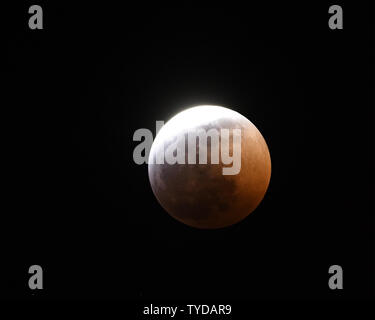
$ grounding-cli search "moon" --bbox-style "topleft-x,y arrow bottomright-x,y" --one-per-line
148,105 -> 271,229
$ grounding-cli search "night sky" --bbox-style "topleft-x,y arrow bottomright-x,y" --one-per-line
3,2 -> 374,303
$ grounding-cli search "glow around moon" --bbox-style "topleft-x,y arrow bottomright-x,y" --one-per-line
148,105 -> 271,229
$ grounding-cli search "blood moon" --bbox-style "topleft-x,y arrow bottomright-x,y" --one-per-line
148,105 -> 271,229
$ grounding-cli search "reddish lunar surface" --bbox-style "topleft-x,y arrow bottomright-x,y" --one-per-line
148,105 -> 271,229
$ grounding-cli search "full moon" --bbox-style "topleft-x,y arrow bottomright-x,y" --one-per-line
148,105 -> 271,229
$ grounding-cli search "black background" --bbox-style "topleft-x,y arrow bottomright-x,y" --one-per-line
3,1 -> 374,303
